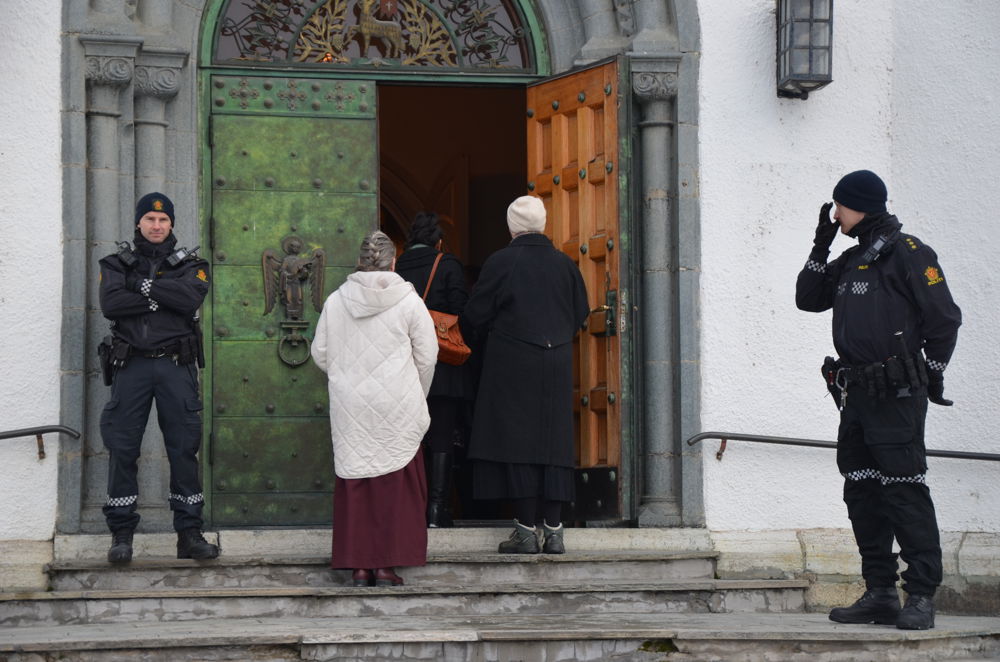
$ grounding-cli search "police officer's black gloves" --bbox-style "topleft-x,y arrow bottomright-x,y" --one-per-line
927,370 -> 953,406
812,202 -> 838,253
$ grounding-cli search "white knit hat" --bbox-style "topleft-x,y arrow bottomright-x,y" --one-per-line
506,195 -> 546,234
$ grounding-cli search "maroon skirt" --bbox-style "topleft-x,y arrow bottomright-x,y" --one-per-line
331,452 -> 428,570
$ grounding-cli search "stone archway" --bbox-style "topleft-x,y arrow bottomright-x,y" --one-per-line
59,0 -> 703,532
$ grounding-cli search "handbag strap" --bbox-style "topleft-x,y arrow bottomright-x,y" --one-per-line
422,252 -> 443,302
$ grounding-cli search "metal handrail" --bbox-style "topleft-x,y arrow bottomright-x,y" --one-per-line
0,425 -> 81,460
687,431 -> 1000,463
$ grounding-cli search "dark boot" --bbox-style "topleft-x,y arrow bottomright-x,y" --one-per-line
498,520 -> 540,554
352,569 -> 373,587
896,594 -> 935,630
426,452 -> 454,528
829,587 -> 901,624
107,528 -> 134,565
541,521 -> 565,554
374,567 -> 404,586
176,528 -> 220,560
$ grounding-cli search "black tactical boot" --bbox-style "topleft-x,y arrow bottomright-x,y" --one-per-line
177,528 -> 220,560
497,520 -> 540,554
426,452 -> 454,528
107,528 -> 134,565
829,587 -> 901,624
896,594 -> 935,630
541,521 -> 565,554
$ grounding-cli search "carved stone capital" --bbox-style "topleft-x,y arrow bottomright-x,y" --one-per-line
85,56 -> 133,87
632,71 -> 677,101
135,49 -> 188,100
135,65 -> 181,98
80,35 -> 142,88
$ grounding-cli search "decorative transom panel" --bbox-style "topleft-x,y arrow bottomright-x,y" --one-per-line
214,0 -> 535,72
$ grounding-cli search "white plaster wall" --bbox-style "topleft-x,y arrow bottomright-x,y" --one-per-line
0,2 -> 64,540
698,0 -> 1000,532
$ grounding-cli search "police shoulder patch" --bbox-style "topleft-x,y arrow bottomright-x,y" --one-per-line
924,266 -> 944,286
196,269 -> 208,282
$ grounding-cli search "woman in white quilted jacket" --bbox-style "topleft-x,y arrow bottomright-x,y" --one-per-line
311,230 -> 438,587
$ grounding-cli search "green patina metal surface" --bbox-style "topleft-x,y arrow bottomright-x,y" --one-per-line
209,74 -> 376,526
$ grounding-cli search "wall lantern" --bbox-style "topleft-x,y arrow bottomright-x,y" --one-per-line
776,0 -> 833,99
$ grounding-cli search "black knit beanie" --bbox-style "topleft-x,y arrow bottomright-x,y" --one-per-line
135,192 -> 175,226
832,170 -> 887,214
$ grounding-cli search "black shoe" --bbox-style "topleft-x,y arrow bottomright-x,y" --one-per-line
426,452 -> 454,528
541,522 -> 565,554
829,587 -> 901,624
176,528 -> 220,560
497,520 -> 540,554
107,528 -> 134,565
896,594 -> 935,630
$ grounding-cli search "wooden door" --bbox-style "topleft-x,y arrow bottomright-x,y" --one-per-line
207,75 -> 377,526
527,59 -> 624,519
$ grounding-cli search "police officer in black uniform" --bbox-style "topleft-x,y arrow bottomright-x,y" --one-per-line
99,192 -> 219,564
796,170 -> 961,630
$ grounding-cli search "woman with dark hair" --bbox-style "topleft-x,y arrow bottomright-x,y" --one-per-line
311,230 -> 437,586
395,212 -> 471,528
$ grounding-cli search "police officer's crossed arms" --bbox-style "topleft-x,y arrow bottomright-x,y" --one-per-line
98,192 -> 219,564
795,170 -> 961,631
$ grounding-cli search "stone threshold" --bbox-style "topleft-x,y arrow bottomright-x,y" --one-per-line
1,578 -> 809,602
1,612 -> 997,653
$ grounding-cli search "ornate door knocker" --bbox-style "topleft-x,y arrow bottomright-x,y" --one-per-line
262,236 -> 325,367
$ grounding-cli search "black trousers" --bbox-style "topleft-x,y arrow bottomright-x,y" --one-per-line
836,384 -> 941,596
100,356 -> 205,533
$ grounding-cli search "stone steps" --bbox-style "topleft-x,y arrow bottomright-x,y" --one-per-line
0,612 -> 998,661
0,577 -> 808,627
45,551 -> 717,590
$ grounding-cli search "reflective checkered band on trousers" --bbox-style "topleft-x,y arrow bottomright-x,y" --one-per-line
926,359 -> 947,372
851,281 -> 869,295
170,492 -> 204,505
106,495 -> 138,507
805,260 -> 826,273
843,468 -> 926,486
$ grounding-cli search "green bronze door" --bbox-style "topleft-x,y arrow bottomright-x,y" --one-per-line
207,75 -> 377,526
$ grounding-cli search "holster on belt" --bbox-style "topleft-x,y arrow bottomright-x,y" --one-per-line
821,356 -> 840,409
97,336 -> 114,386
176,335 -> 199,366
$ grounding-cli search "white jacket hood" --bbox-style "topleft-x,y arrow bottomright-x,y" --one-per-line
340,271 -> 414,319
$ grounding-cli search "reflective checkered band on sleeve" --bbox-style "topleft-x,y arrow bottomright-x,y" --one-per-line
106,495 -> 138,507
926,359 -> 947,372
139,279 -> 153,296
837,282 -> 847,296
170,492 -> 204,505
805,260 -> 826,273
851,282 -> 869,295
148,299 -> 159,311
843,468 -> 926,486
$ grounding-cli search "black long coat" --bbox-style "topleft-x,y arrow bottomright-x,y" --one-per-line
461,233 -> 589,467
395,246 -> 470,400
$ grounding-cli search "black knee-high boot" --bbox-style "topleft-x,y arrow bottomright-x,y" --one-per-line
426,451 -> 454,528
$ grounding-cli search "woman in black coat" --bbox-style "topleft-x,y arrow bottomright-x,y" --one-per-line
395,212 -> 469,527
462,196 -> 589,554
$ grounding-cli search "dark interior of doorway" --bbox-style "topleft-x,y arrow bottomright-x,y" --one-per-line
377,83 -> 526,524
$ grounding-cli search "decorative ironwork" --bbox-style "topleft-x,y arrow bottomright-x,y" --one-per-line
262,236 -> 326,367
214,0 -> 533,71
229,77 -> 261,107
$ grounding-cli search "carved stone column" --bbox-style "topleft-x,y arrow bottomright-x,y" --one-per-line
135,50 -> 187,195
80,36 -> 142,532
631,56 -> 683,527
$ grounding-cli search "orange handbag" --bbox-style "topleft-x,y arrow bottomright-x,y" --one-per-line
422,253 -> 472,366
